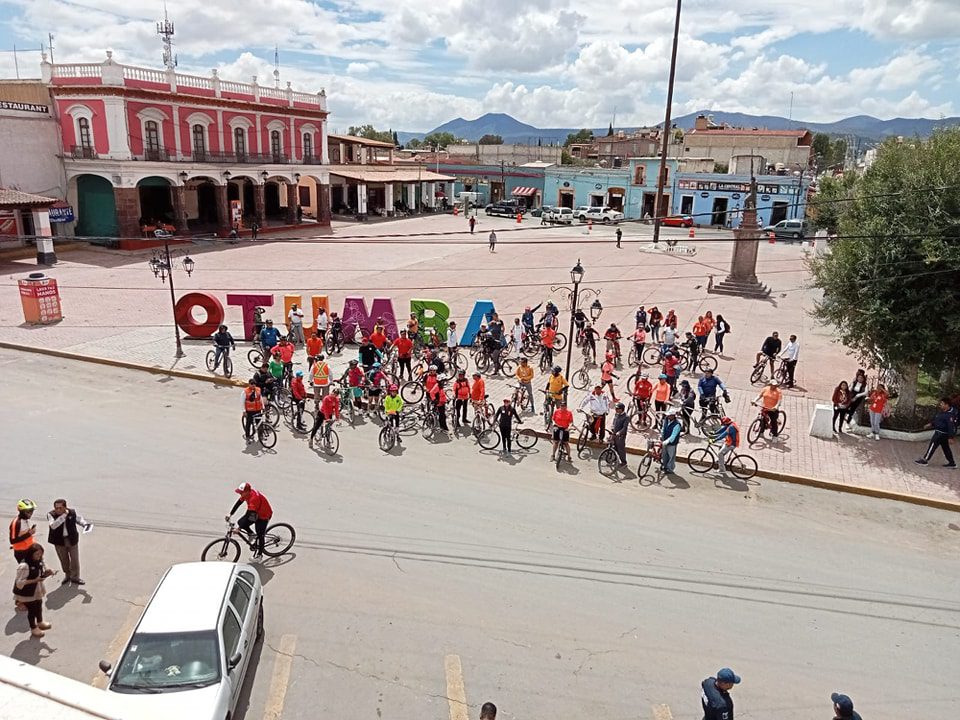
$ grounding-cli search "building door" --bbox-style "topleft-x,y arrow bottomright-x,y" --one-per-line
642,192 -> 656,218
680,195 -> 694,215
490,182 -> 504,203
770,201 -> 788,225
75,174 -> 119,240
558,191 -> 574,209
589,194 -> 604,207
710,197 -> 729,226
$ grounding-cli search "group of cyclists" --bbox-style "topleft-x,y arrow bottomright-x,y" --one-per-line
224,299 -> 797,476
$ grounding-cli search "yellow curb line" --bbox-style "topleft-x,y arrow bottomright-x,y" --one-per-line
4,341 -> 958,513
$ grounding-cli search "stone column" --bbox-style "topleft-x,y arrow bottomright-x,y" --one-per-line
254,183 -> 266,226
172,185 -> 189,232
707,182 -> 770,298
384,183 -> 394,215
357,183 -> 368,215
215,184 -> 230,235
425,181 -> 436,208
285,183 -> 298,224
31,209 -> 56,265
406,183 -> 416,209
317,183 -> 331,225
114,187 -> 142,240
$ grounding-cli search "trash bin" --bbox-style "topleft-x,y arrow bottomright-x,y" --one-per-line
18,272 -> 63,324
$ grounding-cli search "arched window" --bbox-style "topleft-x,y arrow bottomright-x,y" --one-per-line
145,120 -> 160,159
192,124 -> 206,158
234,127 -> 246,159
77,117 -> 93,157
271,130 -> 282,161
303,132 -> 313,161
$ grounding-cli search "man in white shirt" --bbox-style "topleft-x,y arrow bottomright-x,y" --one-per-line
316,307 -> 329,336
446,321 -> 459,364
288,304 -> 305,346
511,318 -> 525,358
780,334 -> 800,388
580,385 -> 611,441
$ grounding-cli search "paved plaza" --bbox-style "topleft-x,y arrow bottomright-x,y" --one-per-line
1,213 -> 957,504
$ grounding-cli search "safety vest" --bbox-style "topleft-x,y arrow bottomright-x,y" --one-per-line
244,387 -> 264,412
9,518 -> 34,553
312,361 -> 330,386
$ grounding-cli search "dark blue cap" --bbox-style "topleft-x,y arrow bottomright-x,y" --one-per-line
831,693 -> 854,715
717,668 -> 741,684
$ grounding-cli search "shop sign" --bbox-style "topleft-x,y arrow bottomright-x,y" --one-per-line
49,204 -> 75,223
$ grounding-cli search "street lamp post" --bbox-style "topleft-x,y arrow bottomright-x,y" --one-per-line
149,235 -> 195,358
551,259 -> 603,378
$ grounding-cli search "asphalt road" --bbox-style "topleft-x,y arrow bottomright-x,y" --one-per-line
1,348 -> 958,720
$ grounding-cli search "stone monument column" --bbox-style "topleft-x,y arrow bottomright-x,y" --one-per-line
707,177 -> 771,298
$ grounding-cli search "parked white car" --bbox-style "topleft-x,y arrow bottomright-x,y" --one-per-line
100,562 -> 263,720
578,206 -> 624,224
543,207 -> 574,224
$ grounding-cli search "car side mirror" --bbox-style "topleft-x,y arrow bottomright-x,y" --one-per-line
98,660 -> 112,676
228,652 -> 243,671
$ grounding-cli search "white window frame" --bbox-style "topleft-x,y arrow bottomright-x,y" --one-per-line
228,116 -> 254,156
185,111 -> 215,158
266,120 -> 286,160
300,123 -> 318,161
65,104 -> 95,150
136,107 -> 169,159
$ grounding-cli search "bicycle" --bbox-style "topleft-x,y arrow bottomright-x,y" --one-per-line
572,363 -> 592,391
627,396 -> 653,431
509,383 -> 531,412
201,519 -> 296,561
576,410 -> 604,459
553,436 -> 572,470
243,411 -> 277,448
283,396 -> 313,434
477,424 -> 538,451
686,437 -> 758,480
636,440 -> 666,485
750,355 -> 786,384
325,328 -> 344,355
471,396 -> 496,436
540,390 -> 560,431
642,344 -> 687,367
684,351 -> 718,374
604,337 -> 622,366
476,351 -> 518,378
682,406 -> 723,438
247,343 -> 266,369
597,436 -> 625,477
538,347 -> 555,373
747,405 -> 788,444
311,418 -> 340,455
206,346 -> 234,378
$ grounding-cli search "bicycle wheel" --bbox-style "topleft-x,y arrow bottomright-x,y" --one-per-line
475,354 -> 491,375
478,428 -> 501,450
539,353 -> 550,373
728,453 -> 758,481
747,417 -> 763,444
401,381 -> 424,405
378,425 -> 396,452
627,347 -> 639,366
700,414 -> 722,437
572,368 -> 590,390
642,347 -> 661,365
576,428 -> 592,458
522,340 -> 540,358
205,350 -> 217,372
698,355 -> 718,373
258,424 -> 277,449
274,387 -> 291,410
597,447 -> 619,477
322,427 -> 339,455
201,536 -> 241,562
686,447 -> 714,474
421,413 -> 436,439
776,411 -> 787,433
223,355 -> 233,378
471,414 -> 487,436
636,455 -> 654,485
264,403 -> 280,427
750,364 -> 765,384
500,358 -> 518,376
262,522 -> 296,557
554,333 -> 568,351
516,428 -> 538,449
248,348 -> 264,368
454,352 -> 469,372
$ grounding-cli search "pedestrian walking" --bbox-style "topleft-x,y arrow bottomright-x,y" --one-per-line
611,402 -> 629,466
287,304 -> 305,345
915,397 -> 957,467
779,334 -> 799,387
615,227 -> 622,248
831,381 -> 850,435
831,693 -> 862,720
480,702 -> 497,720
660,409 -> 682,473
488,230 -> 497,252
713,314 -> 730,354
251,221 -> 259,241
469,216 -> 476,234
14,544 -> 55,637
494,398 -> 522,454
845,368 -> 868,428
867,383 -> 888,440
9,499 -> 38,563
47,499 -> 90,586
701,667 -> 740,720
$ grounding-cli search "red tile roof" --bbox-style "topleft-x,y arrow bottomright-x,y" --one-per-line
0,187 -> 58,208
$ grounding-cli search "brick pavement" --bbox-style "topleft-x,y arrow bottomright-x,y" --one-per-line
1,214 -> 957,504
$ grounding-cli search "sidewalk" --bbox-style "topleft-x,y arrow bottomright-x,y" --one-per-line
1,218 -> 957,506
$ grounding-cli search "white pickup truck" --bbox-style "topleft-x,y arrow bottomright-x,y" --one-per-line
577,206 -> 624,224
543,207 -> 574,224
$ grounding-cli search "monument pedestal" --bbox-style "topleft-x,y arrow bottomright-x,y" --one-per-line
707,192 -> 771,299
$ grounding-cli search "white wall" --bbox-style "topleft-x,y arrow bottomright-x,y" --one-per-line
0,112 -> 65,199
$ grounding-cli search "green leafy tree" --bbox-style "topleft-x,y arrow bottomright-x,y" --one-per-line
392,130 -> 399,146
809,172 -> 857,232
712,162 -> 729,174
607,122 -> 614,136
812,133 -> 832,165
423,131 -> 458,149
478,134 -> 503,145
407,138 -> 422,149
347,124 -> 393,143
564,128 -> 593,146
807,129 -> 960,417
829,139 -> 848,169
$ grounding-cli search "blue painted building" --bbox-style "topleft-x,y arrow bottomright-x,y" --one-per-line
670,171 -> 811,228
541,167 -> 633,215
438,163 -> 547,207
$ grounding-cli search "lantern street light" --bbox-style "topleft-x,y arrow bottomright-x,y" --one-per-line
148,230 -> 196,358
551,258 -> 603,378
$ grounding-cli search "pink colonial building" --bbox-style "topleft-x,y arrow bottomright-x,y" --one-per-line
44,51 -> 330,246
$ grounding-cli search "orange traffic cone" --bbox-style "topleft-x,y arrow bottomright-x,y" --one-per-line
768,232 -> 776,244
688,227 -> 695,238
516,213 -> 522,224
453,205 -> 459,216
588,220 -> 593,233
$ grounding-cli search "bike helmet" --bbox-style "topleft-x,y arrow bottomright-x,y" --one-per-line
372,362 -> 381,368
769,379 -> 780,386
641,373 -> 649,379
348,359 -> 358,366
428,365 -> 437,372
552,366 -> 562,373
680,379 -> 690,387
235,483 -> 251,495
219,324 -> 227,331
615,402 -> 625,410
658,373 -> 667,379
295,370 -> 304,377
388,384 -> 399,392
472,372 -> 481,378
457,369 -> 466,375
16,499 -> 36,512
503,397 -> 511,403
721,416 -> 733,424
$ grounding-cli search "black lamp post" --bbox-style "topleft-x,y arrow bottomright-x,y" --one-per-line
552,259 -> 603,378
149,238 -> 195,358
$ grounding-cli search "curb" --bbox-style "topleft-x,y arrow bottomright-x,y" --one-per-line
4,341 -> 959,514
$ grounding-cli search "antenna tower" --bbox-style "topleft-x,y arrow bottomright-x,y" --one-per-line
157,3 -> 177,70
274,46 -> 280,88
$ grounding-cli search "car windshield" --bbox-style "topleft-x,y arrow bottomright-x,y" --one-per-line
112,631 -> 220,692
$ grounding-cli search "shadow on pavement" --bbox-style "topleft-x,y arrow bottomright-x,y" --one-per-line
10,637 -> 56,664
44,584 -> 93,611
232,628 -> 265,720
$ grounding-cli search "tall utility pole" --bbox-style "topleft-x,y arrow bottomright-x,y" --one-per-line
651,0 -> 682,246
48,33 -> 55,63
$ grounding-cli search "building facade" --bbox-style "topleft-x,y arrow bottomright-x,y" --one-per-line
671,171 -> 811,228
44,51 -> 330,246
445,143 -> 561,166
440,163 -> 546,207
682,115 -> 813,172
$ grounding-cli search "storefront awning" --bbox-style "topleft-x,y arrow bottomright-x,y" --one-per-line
511,186 -> 538,197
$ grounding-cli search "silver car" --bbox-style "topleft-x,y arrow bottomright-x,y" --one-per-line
100,562 -> 263,720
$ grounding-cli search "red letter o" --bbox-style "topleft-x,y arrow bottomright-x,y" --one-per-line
175,292 -> 224,337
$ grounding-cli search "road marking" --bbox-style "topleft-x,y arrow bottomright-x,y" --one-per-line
263,633 -> 297,720
91,598 -> 145,688
652,703 -> 674,720
444,654 -> 469,720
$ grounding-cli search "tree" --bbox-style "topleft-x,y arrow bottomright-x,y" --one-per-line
607,122 -> 614,136
564,128 -> 593,146
812,133 -> 831,165
478,134 -> 503,145
407,138 -> 422,149
712,162 -> 729,174
347,124 -> 393,143
392,130 -> 399,146
423,131 -> 458,149
829,138 -> 848,169
808,172 -> 857,233
807,129 -> 960,418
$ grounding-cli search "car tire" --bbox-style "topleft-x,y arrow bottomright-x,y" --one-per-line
792,232 -> 801,240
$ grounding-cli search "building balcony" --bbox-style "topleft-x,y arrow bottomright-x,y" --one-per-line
70,145 -> 98,159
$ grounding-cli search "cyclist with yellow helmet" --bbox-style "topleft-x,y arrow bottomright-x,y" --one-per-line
10,499 -> 38,563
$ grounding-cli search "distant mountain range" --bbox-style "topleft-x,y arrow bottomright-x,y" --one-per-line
396,111 -> 960,146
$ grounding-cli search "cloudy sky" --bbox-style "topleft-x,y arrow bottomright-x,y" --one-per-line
0,0 -> 957,131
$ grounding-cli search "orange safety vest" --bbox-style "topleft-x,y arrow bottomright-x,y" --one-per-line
312,361 -> 330,386
244,387 -> 264,412
9,518 -> 34,552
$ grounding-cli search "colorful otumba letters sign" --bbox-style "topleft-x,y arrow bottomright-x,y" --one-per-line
173,292 -> 498,346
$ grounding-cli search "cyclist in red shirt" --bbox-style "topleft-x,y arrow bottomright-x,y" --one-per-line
310,392 -> 341,443
663,351 -> 681,394
452,370 -> 471,426
369,327 -> 388,351
227,483 -> 273,558
540,325 -> 557,366
428,381 -> 449,431
290,370 -> 308,430
392,330 -> 414,381
551,400 -> 574,461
